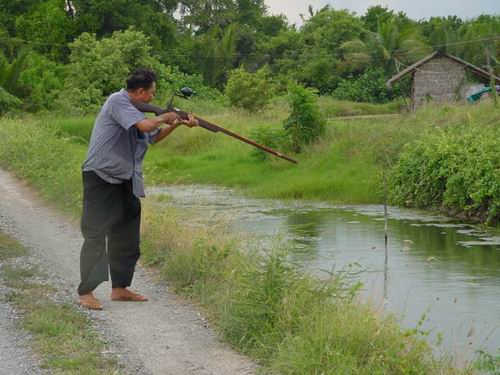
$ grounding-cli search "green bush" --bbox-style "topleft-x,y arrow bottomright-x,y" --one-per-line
0,86 -> 21,113
225,67 -> 274,111
333,68 -> 391,104
19,52 -> 67,111
163,65 -> 222,101
283,83 -> 326,152
389,123 -> 500,224
60,28 -> 165,111
250,126 -> 291,161
58,28 -> 221,113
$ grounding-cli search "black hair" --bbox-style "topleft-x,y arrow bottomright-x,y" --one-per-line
126,68 -> 157,91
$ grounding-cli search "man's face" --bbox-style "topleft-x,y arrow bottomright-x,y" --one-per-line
135,82 -> 156,103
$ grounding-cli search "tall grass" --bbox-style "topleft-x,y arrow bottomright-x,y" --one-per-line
141,201 -> 463,374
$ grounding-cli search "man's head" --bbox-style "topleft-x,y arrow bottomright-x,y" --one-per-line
126,69 -> 157,103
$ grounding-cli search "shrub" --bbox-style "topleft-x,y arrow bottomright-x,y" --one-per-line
250,126 -> 291,161
283,83 -> 326,152
333,68 -> 391,104
162,65 -> 222,102
19,52 -> 66,111
0,86 -> 21,113
59,29 -> 221,113
389,123 -> 500,224
225,67 -> 274,111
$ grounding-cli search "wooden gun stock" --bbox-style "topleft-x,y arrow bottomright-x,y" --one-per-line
132,101 -> 298,165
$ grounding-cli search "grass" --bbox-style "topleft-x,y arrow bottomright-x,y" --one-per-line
35,100 -> 497,208
0,232 -> 120,374
141,201 -> 465,374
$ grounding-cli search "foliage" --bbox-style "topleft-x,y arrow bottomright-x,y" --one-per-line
249,126 -> 290,161
163,65 -> 222,101
18,52 -> 67,110
71,0 -> 178,62
473,349 -> 500,374
361,5 -> 411,32
193,24 -> 238,88
340,17 -> 431,74
389,116 -> 500,224
0,86 -> 21,113
14,0 -> 74,61
0,1 -> 498,110
333,68 -> 392,103
58,28 -> 216,112
0,46 -> 30,98
225,66 -> 274,110
283,83 -> 326,152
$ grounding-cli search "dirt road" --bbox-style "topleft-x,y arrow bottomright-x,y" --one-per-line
0,168 -> 256,375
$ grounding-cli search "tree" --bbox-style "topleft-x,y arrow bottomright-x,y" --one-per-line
15,0 -> 75,61
0,46 -> 30,98
71,0 -> 178,62
225,66 -> 274,110
178,0 -> 236,33
283,83 -> 325,152
362,6 -> 410,32
340,17 -> 431,74
193,24 -> 238,88
420,16 -> 464,50
61,28 -> 163,110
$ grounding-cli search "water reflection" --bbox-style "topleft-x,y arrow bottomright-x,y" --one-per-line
148,185 -> 500,359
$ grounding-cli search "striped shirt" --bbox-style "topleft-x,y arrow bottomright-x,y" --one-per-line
82,88 -> 159,198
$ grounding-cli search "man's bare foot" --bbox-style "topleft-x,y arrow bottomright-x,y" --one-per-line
78,292 -> 103,310
111,288 -> 148,302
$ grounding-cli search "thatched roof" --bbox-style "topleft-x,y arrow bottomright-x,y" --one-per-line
386,52 -> 500,88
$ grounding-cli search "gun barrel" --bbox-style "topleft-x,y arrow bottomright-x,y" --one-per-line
132,101 -> 298,165
170,107 -> 298,164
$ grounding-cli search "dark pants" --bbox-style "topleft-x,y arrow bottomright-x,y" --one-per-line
78,171 -> 141,296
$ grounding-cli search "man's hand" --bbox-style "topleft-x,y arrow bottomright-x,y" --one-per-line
158,112 -> 180,125
175,113 -> 198,128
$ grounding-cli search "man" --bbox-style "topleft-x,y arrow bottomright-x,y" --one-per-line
78,68 -> 197,310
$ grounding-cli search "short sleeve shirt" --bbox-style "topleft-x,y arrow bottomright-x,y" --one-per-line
81,89 -> 159,198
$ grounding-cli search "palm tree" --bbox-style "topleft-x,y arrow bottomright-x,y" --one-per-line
339,17 -> 431,73
196,23 -> 237,88
0,46 -> 30,98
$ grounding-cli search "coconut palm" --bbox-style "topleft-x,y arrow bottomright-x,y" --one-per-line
0,46 -> 30,97
339,17 -> 431,73
196,23 -> 237,88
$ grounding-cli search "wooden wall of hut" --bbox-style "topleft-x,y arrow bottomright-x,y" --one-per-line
412,56 -> 468,109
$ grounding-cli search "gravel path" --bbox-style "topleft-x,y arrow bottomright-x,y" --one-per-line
0,168 -> 257,375
0,293 -> 45,375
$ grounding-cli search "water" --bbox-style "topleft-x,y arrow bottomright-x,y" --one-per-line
148,185 -> 500,360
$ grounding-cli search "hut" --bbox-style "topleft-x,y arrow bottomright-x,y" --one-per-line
386,52 -> 500,110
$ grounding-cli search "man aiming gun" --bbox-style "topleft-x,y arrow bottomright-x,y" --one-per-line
78,68 -> 197,310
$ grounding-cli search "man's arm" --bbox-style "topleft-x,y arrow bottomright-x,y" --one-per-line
153,114 -> 199,144
135,112 -> 179,133
153,123 -> 181,144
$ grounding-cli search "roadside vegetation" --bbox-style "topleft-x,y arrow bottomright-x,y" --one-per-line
0,232 -> 119,374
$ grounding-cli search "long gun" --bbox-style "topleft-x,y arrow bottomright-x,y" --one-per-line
132,87 -> 298,165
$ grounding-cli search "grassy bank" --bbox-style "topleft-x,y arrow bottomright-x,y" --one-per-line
41,101 -> 498,218
0,232 -> 119,374
0,113 -> 475,373
34,101 -> 416,204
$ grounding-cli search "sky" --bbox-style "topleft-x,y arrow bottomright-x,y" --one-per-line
265,0 -> 500,26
